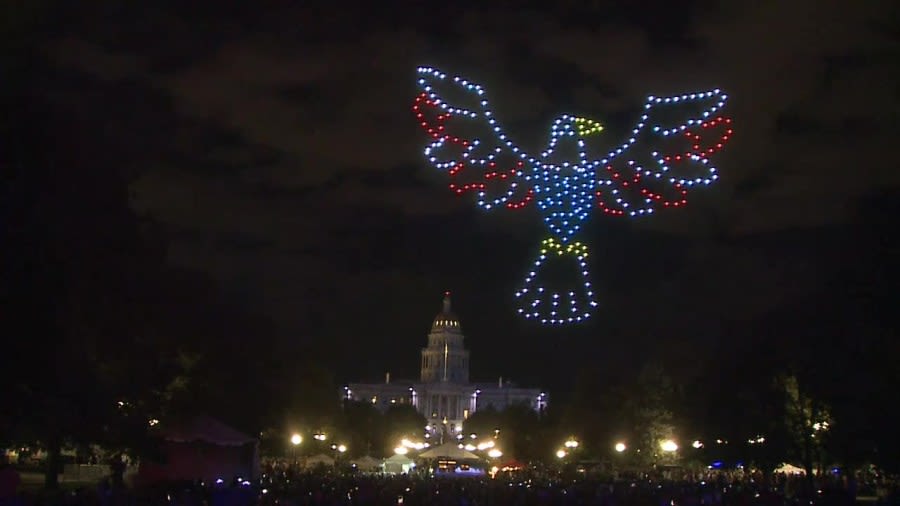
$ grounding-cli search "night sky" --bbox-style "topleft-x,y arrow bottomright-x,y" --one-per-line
18,1 -> 899,395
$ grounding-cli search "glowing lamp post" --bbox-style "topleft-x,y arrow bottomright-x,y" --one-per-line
615,442 -> 626,453
331,443 -> 347,463
660,440 -> 678,452
289,433 -> 302,461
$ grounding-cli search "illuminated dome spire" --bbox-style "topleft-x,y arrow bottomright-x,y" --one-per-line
422,291 -> 469,384
443,291 -> 451,313
432,291 -> 460,330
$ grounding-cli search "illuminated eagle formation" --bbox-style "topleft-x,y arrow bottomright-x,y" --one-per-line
412,67 -> 733,325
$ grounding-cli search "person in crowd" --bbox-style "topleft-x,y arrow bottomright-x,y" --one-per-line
0,455 -> 21,506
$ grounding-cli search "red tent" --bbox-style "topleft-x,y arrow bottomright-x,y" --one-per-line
137,416 -> 259,484
500,459 -> 525,470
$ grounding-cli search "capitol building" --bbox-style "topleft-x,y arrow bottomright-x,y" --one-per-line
343,293 -> 547,437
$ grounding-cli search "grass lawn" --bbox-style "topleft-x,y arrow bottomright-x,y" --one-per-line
18,471 -> 98,493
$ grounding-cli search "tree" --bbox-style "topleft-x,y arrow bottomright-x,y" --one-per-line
463,403 -> 546,461
383,405 -> 427,454
0,4 -> 199,487
684,339 -> 791,473
779,374 -> 832,479
463,406 -> 501,439
558,368 -> 622,459
0,91 -> 184,488
494,403 -> 541,460
619,363 -> 680,466
336,401 -> 384,457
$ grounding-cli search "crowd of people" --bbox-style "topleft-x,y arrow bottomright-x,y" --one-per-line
5,460 -> 898,506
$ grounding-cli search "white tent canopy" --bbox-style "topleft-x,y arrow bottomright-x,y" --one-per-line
305,454 -> 335,467
351,455 -> 381,472
418,442 -> 479,460
383,454 -> 414,474
775,463 -> 806,474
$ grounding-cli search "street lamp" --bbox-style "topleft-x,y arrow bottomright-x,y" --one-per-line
564,438 -> 579,449
337,444 -> 347,453
289,433 -> 302,462
615,442 -> 626,453
660,440 -> 678,452
487,449 -> 503,458
556,449 -> 567,459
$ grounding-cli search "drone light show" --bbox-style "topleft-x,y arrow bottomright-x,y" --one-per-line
412,67 -> 733,325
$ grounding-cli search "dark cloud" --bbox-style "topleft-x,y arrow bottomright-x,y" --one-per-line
36,1 -> 899,391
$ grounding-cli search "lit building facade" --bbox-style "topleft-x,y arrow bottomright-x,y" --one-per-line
343,293 -> 547,438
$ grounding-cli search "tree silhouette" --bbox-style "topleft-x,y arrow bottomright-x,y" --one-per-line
779,374 -> 832,480
463,406 -> 501,439
0,65 -> 181,489
334,401 -> 383,457
0,3 -> 241,487
614,363 -> 680,466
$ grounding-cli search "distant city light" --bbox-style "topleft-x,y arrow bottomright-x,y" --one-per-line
477,441 -> 495,450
